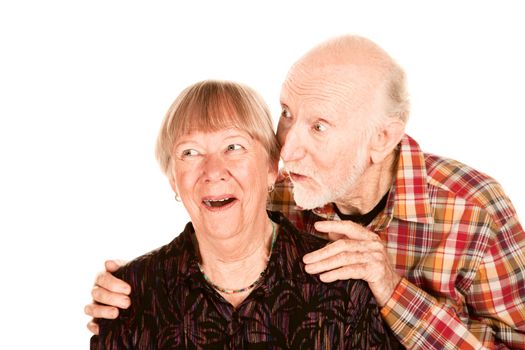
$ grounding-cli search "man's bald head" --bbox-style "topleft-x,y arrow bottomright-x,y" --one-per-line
287,35 -> 410,123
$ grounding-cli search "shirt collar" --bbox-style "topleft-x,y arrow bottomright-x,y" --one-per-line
369,134 -> 434,232
172,223 -> 208,288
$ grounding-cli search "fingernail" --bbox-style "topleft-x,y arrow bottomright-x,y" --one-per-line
121,297 -> 131,309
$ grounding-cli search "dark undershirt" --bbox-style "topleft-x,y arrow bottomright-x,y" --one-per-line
333,191 -> 390,226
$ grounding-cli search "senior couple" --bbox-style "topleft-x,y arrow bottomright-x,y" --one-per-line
88,35 -> 525,349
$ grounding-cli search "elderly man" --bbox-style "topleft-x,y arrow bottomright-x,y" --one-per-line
86,35 -> 525,349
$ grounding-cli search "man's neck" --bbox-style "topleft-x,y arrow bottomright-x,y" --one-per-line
334,151 -> 398,215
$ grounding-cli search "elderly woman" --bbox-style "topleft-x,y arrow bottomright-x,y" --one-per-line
90,80 -> 400,349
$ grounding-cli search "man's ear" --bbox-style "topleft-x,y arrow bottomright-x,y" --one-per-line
369,118 -> 405,164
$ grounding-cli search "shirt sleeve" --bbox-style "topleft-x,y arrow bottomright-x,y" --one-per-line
381,278 -> 487,349
381,215 -> 525,350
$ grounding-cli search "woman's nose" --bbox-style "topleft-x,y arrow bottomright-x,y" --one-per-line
202,153 -> 230,182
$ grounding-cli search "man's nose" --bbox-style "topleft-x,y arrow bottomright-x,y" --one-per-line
279,123 -> 306,162
202,153 -> 230,182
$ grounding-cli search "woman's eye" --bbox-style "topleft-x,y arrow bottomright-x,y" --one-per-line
226,144 -> 244,152
313,122 -> 327,132
181,149 -> 199,157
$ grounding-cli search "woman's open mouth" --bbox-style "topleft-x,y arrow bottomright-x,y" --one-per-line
203,197 -> 236,208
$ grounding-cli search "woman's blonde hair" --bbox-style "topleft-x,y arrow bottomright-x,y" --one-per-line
156,80 -> 280,178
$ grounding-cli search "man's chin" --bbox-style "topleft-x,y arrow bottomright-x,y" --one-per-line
292,187 -> 331,210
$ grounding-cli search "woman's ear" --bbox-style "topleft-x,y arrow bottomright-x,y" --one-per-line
369,118 -> 405,164
168,173 -> 178,194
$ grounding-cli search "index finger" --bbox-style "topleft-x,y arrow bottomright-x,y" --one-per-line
314,220 -> 377,241
95,271 -> 131,295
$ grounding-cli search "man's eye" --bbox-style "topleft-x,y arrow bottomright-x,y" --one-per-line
313,122 -> 327,132
280,108 -> 292,119
181,149 -> 199,157
226,144 -> 244,152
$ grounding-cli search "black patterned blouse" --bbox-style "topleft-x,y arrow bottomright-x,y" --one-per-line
91,211 -> 402,349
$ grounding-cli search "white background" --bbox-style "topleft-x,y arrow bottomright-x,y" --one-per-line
1,1 -> 524,348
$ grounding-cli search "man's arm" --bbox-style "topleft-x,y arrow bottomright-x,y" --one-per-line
380,278 -> 487,349
304,219 -> 525,349
381,253 -> 525,350
85,260 -> 131,335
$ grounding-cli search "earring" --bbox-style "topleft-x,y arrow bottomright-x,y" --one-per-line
267,184 -> 275,193
175,193 -> 181,202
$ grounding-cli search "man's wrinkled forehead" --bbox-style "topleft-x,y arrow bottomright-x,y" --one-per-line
280,63 -> 379,112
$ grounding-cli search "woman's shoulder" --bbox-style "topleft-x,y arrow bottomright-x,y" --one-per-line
268,210 -> 329,253
114,222 -> 195,286
269,210 -> 374,294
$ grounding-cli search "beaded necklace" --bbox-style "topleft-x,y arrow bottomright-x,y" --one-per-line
198,221 -> 277,295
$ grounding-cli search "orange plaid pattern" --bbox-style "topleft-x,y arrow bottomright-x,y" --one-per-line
268,134 -> 525,349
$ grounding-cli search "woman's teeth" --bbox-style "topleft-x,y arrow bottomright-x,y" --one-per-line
203,198 -> 235,207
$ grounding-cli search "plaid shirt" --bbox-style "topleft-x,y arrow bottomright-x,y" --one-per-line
268,134 -> 525,349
